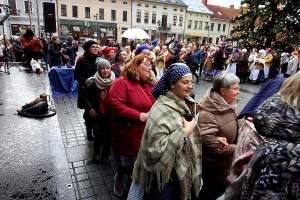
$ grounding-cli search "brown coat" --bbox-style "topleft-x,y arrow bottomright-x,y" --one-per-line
204,52 -> 214,72
198,88 -> 239,183
237,53 -> 249,73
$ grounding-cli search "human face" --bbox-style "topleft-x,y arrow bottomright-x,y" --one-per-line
220,82 -> 240,103
170,75 -> 193,99
125,48 -> 130,53
141,51 -> 150,57
107,50 -> 116,59
89,45 -> 98,55
119,52 -> 127,62
137,58 -> 151,82
99,67 -> 111,79
54,38 -> 60,45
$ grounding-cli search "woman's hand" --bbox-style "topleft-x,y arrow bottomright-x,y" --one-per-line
216,137 -> 229,149
182,117 -> 196,136
139,112 -> 149,122
89,108 -> 97,117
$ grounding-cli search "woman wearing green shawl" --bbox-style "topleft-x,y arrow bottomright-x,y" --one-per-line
129,63 -> 202,200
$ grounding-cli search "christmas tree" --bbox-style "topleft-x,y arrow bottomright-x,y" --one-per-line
229,0 -> 300,52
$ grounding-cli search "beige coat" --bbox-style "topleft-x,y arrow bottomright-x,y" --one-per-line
198,88 -> 239,183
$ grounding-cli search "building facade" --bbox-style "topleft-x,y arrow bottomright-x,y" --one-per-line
132,0 -> 187,41
182,0 -> 213,44
57,0 -> 131,45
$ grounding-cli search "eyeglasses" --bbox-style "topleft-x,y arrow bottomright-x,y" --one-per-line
228,87 -> 240,91
141,62 -> 151,68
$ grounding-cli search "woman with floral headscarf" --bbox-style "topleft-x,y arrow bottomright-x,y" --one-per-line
129,63 -> 202,200
249,49 -> 266,84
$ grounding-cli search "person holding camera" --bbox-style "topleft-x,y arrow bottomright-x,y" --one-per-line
20,29 -> 44,66
63,36 -> 78,67
48,36 -> 65,68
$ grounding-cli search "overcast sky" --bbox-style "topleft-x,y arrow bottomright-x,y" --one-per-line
208,0 -> 241,8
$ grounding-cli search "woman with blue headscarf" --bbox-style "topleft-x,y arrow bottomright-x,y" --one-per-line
129,63 -> 202,200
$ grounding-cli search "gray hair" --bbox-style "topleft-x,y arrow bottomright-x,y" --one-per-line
212,71 -> 240,93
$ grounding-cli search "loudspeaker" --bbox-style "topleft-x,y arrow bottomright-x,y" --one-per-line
43,2 -> 56,33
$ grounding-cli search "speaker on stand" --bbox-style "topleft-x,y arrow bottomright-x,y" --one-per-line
43,2 -> 56,33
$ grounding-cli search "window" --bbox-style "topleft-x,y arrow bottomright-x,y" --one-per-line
145,4 -> 149,7
8,0 -> 17,15
199,21 -> 202,29
163,7 -> 167,10
188,20 -> 192,28
194,21 -> 198,29
61,4 -> 67,16
180,9 -> 183,12
217,24 -> 221,31
153,6 -> 156,8
144,13 -> 149,23
99,0 -> 104,1
137,4 -> 141,6
123,1 -> 127,4
205,22 -> 209,29
222,24 -> 226,32
179,16 -> 183,26
210,23 -> 214,31
99,8 -> 104,19
152,13 -> 156,24
136,12 -> 141,23
173,15 -> 177,26
111,0 -> 116,2
111,10 -> 116,20
174,9 -> 177,11
72,6 -> 78,17
24,1 -> 29,13
123,11 -> 127,21
85,7 -> 90,18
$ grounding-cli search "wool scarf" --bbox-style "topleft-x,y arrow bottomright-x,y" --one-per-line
212,91 -> 238,109
86,71 -> 116,99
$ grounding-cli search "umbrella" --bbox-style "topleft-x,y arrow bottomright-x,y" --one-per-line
121,28 -> 150,40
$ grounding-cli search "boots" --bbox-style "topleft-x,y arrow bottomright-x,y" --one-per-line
86,127 -> 94,141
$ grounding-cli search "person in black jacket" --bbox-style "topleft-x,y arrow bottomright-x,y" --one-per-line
184,47 -> 194,70
12,36 -> 24,62
74,40 -> 99,141
40,34 -> 49,69
212,45 -> 224,77
63,36 -> 78,67
80,58 -> 116,164
269,51 -> 281,79
48,36 -> 64,68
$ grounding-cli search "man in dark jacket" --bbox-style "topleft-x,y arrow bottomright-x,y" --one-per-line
63,36 -> 78,67
192,44 -> 202,83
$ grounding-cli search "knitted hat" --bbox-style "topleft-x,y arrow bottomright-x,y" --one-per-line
67,35 -> 74,42
83,40 -> 97,51
101,46 -> 118,55
24,29 -> 34,37
95,58 -> 111,70
135,45 -> 150,55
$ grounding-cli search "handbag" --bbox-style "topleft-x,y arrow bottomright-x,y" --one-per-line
62,54 -> 70,62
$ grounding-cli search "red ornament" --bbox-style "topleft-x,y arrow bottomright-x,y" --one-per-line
283,27 -> 287,31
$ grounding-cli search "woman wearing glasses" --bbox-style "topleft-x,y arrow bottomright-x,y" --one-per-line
75,40 -> 100,141
198,71 -> 241,200
108,54 -> 156,197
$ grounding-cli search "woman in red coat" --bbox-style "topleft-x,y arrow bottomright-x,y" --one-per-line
108,54 -> 156,197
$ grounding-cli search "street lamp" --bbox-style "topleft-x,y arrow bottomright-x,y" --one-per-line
206,25 -> 210,44
157,20 -> 161,40
93,14 -> 99,41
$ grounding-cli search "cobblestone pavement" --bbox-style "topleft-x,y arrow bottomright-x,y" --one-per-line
0,60 -> 261,199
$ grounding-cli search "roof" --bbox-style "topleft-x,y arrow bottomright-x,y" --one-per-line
220,6 -> 241,20
182,0 -> 213,15
142,0 -> 187,7
205,4 -> 229,21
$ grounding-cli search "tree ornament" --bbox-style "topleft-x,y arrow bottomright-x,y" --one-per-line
276,32 -> 284,41
277,3 -> 285,11
242,3 -> 250,13
235,20 -> 239,26
255,17 -> 264,28
249,39 -> 257,45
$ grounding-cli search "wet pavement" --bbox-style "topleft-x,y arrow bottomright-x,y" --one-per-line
0,52 -> 261,199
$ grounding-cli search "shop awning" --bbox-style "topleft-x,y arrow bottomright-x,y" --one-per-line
73,26 -> 80,31
187,33 -> 202,37
100,28 -> 106,33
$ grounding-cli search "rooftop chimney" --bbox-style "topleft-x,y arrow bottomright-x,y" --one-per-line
229,5 -> 234,9
202,0 -> 207,5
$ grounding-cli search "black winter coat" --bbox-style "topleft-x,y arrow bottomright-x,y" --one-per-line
74,52 -> 100,109
213,50 -> 224,70
13,41 -> 24,62
48,43 -> 63,67
184,52 -> 194,69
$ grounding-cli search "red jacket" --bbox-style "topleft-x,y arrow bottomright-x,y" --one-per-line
21,36 -> 43,52
108,77 -> 155,156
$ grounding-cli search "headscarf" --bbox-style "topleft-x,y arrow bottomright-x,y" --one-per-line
101,46 -> 117,55
135,45 -> 150,55
151,63 -> 192,99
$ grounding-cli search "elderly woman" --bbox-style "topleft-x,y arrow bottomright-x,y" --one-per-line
236,49 -> 249,83
286,51 -> 299,77
241,71 -> 300,199
80,58 -> 116,164
198,71 -> 241,200
12,36 -> 24,62
249,49 -> 266,84
279,52 -> 289,77
74,40 -> 100,141
101,46 -> 117,64
124,45 -> 132,61
108,54 -> 156,197
226,48 -> 240,75
111,50 -> 128,78
129,63 -> 202,200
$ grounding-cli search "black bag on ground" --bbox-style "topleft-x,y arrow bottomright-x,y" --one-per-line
22,101 -> 49,114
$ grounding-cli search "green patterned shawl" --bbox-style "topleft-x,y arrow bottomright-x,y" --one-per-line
132,91 -> 202,200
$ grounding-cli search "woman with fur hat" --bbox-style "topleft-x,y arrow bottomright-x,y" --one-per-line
249,49 -> 266,84
74,40 -> 100,141
80,58 -> 116,164
108,54 -> 156,197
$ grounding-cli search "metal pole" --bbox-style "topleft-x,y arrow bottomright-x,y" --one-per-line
36,0 -> 41,36
56,0 -> 60,35
28,1 -> 32,29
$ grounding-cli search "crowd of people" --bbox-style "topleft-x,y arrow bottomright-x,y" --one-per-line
72,34 -> 300,200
